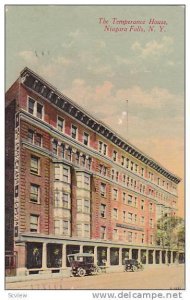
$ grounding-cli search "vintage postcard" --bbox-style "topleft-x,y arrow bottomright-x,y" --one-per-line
4,4 -> 185,298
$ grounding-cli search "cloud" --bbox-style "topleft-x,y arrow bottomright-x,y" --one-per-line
18,50 -> 38,64
131,36 -> 174,59
115,55 -> 133,66
88,64 -> 115,77
52,56 -> 73,66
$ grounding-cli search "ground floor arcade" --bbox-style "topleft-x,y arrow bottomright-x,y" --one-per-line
12,234 -> 184,276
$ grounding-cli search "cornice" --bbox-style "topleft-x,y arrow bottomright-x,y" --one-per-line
19,67 -> 181,184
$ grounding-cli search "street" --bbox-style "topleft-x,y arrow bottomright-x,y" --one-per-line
6,265 -> 184,290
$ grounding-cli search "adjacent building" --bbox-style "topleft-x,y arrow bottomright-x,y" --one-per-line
5,67 -> 181,276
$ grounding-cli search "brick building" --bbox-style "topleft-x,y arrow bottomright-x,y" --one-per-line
5,67 -> 181,276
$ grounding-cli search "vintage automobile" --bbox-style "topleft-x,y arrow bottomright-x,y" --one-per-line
67,253 -> 101,277
124,259 -> 144,272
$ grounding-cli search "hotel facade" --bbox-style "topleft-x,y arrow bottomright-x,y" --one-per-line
5,67 -> 181,276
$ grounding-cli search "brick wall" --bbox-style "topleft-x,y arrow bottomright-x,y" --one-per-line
5,100 -> 16,251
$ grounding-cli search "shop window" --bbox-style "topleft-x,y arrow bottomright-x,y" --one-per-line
26,242 -> 42,269
110,248 -> 119,265
47,244 -> 62,268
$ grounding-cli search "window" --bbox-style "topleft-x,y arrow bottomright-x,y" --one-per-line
81,155 -> 85,167
116,171 -> 119,182
135,164 -> 138,173
103,166 -> 107,176
54,220 -> 60,235
123,211 -> 126,222
63,167 -> 69,183
30,155 -> 40,175
111,169 -> 115,180
113,208 -> 118,219
123,192 -> 127,204
131,161 -> 134,171
28,98 -> 44,119
100,204 -> 106,218
30,214 -> 39,232
28,98 -> 35,115
60,144 -> 65,158
35,133 -> 42,147
99,141 -> 107,155
62,193 -> 69,208
63,220 -> 69,235
149,218 -> 153,228
157,178 -> 160,185
141,200 -> 145,210
128,194 -> 133,205
77,224 -> 82,237
54,165 -> 60,180
141,216 -> 145,225
57,116 -> 64,132
83,132 -> 89,146
123,174 -> 126,184
149,203 -> 153,212
54,192 -> 60,207
98,141 -> 103,153
84,174 -> 90,189
71,124 -> 77,139
141,234 -> 145,244
28,129 -> 34,143
103,144 -> 107,155
126,158 -> 129,169
84,199 -> 90,213
37,103 -> 43,119
134,214 -> 137,223
121,156 -> 125,166
113,150 -> 117,162
77,199 -> 82,212
128,212 -> 133,223
128,231 -> 132,242
113,229 -> 118,239
113,189 -> 118,200
150,235 -> 153,245
52,140 -> 58,155
133,233 -> 137,243
141,168 -> 144,177
100,226 -> 106,239
134,197 -> 137,207
30,184 -> 40,203
84,224 -> 90,237
100,183 -> 106,197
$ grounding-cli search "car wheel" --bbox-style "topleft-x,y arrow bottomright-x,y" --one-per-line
132,265 -> 138,272
77,268 -> 86,277
95,266 -> 101,275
